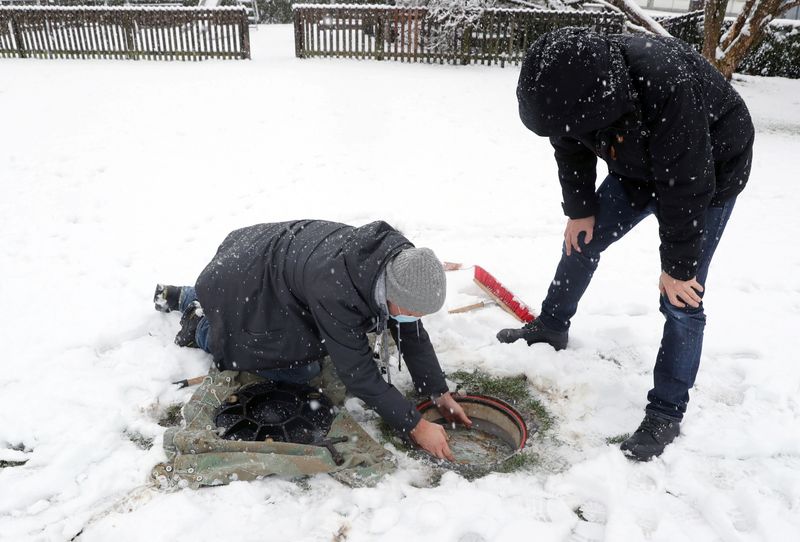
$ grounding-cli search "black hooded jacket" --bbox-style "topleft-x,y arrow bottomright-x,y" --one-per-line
194,220 -> 448,434
517,29 -> 754,280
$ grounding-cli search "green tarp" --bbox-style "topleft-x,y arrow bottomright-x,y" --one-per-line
152,360 -> 396,489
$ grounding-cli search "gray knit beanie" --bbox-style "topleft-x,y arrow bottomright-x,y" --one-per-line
385,247 -> 446,314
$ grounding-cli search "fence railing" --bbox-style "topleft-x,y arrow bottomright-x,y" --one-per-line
657,8 -> 703,46
0,6 -> 250,60
292,4 -> 625,66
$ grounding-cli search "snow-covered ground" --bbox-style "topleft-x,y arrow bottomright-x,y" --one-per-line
1,25 -> 799,542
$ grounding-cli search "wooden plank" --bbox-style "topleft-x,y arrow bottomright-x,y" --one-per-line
170,10 -> 183,60
341,8 -> 347,59
202,12 -> 209,60
210,12 -> 218,59
65,11 -> 77,59
51,15 -> 65,59
226,12 -> 233,60
334,7 -> 339,58
28,14 -> 42,58
78,9 -> 89,59
208,11 -> 217,59
89,15 -> 101,59
188,12 -> 197,61
31,14 -> 44,58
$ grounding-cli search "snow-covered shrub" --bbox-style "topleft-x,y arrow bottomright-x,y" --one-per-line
399,0 -> 498,53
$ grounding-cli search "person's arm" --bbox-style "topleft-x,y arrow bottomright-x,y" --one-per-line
388,319 -> 447,396
389,319 -> 472,428
312,313 -> 456,460
550,136 -> 598,219
643,77 -> 715,282
312,309 -> 421,435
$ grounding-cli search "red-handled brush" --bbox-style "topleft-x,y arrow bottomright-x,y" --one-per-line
446,264 -> 535,323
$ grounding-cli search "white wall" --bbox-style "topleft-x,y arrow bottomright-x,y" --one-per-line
636,0 -> 798,18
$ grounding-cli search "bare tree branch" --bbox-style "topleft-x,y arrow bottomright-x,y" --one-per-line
603,0 -> 671,36
779,0 -> 800,12
587,0 -> 624,15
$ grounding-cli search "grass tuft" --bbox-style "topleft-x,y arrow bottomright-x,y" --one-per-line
157,404 -> 184,427
449,370 -> 554,434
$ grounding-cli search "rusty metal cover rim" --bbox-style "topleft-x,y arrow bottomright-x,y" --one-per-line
416,394 -> 529,451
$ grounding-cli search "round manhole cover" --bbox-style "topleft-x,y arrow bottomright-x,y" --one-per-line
417,394 -> 529,468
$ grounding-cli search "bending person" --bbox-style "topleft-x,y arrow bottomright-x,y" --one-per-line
156,219 -> 471,460
499,28 -> 754,461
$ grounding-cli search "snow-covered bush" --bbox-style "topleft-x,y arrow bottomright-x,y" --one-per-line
398,0 -> 497,53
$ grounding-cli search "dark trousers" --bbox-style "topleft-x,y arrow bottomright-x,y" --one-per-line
537,175 -> 737,420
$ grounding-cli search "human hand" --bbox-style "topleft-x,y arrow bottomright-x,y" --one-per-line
410,418 -> 455,462
564,216 -> 595,256
435,392 -> 473,429
659,271 -> 704,308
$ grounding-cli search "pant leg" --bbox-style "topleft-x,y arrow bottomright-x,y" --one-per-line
255,361 -> 322,384
177,286 -> 212,354
178,286 -> 198,312
646,197 -> 738,420
538,175 -> 655,332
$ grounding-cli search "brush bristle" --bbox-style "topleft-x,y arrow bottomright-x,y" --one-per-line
474,266 -> 535,323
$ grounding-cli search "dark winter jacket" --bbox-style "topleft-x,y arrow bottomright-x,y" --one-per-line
194,220 -> 448,434
517,29 -> 754,280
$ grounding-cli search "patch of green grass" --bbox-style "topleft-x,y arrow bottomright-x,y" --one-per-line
605,433 -> 630,445
125,430 -> 154,450
157,404 -> 183,427
495,451 -> 540,474
449,370 -> 554,434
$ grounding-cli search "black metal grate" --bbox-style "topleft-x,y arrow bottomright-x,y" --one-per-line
214,381 -> 334,444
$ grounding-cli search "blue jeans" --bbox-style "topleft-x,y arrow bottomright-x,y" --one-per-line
178,287 -> 321,384
538,175 -> 737,421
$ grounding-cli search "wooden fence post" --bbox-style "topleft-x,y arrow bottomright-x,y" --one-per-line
241,9 -> 250,59
375,11 -> 384,61
10,13 -> 26,58
123,12 -> 137,60
461,24 -> 471,66
293,7 -> 303,58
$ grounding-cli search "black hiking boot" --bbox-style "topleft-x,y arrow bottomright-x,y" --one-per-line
496,318 -> 568,351
174,301 -> 203,348
620,413 -> 681,461
154,284 -> 182,313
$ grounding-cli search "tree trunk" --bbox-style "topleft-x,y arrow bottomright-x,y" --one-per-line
702,0 -> 728,72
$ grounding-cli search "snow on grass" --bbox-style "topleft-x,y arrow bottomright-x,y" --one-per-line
1,24 -> 799,542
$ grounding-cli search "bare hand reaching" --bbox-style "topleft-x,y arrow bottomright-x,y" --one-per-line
410,418 -> 455,462
564,216 -> 595,256
435,392 -> 473,429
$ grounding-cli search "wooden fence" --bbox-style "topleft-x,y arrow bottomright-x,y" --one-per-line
657,9 -> 704,48
292,4 -> 625,66
0,6 -> 250,59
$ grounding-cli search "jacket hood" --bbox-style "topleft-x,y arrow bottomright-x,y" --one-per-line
517,28 -> 633,137
341,221 -> 413,315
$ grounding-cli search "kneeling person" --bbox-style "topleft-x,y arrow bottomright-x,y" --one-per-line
155,220 -> 471,460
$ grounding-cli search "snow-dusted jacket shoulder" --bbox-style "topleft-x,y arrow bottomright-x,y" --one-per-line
531,34 -> 754,280
194,219 -> 447,434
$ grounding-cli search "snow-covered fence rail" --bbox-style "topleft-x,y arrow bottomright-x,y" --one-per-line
292,4 -> 625,66
656,9 -> 703,47
0,6 -> 250,60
